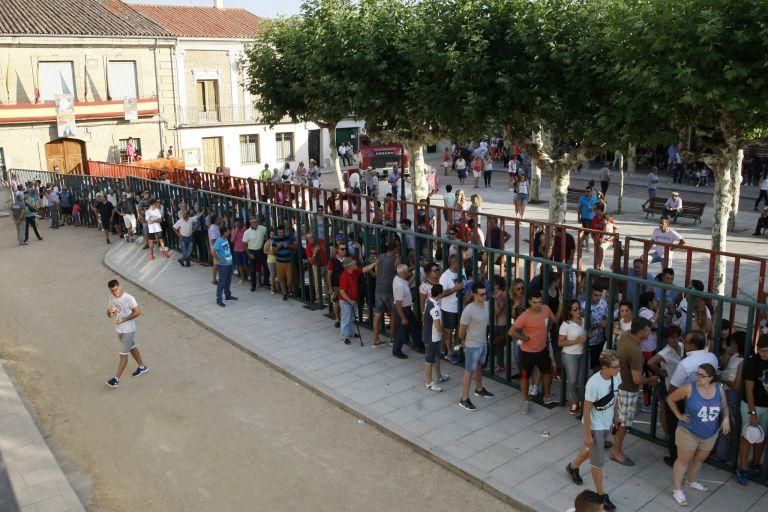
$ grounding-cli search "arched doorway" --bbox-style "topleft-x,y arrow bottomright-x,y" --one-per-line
45,138 -> 86,174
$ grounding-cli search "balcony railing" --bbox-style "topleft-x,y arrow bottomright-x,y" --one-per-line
176,104 -> 260,127
0,97 -> 159,125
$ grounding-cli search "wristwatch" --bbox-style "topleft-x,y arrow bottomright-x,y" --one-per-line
750,410 -> 757,416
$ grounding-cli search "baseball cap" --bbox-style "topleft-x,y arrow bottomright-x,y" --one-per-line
342,257 -> 356,268
743,425 -> 765,444
672,191 -> 679,196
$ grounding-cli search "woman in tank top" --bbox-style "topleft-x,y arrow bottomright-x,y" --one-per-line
665,363 -> 729,506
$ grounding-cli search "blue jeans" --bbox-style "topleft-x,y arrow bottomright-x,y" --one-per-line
561,352 -> 584,403
340,301 -> 356,340
391,184 -> 398,199
216,265 -> 233,303
394,306 -> 422,355
179,236 -> 193,262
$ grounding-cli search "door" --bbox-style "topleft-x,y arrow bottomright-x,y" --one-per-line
335,127 -> 359,153
202,137 -> 223,173
308,129 -> 321,164
45,138 -> 86,174
196,80 -> 220,123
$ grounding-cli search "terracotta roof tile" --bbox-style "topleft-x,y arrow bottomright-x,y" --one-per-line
131,4 -> 263,39
0,0 -> 170,37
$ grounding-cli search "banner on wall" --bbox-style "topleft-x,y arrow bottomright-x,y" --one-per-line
55,94 -> 76,137
124,97 -> 138,121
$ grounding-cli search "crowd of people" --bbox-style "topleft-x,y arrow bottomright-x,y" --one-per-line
6,155 -> 768,508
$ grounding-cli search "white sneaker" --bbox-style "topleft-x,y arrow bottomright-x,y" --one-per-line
529,384 -> 538,397
426,382 -> 443,392
672,489 -> 688,506
686,480 -> 709,492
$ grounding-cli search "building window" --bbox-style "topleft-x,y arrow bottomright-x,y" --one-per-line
240,134 -> 260,165
38,62 -> 76,102
118,138 -> 142,163
196,80 -> 219,124
275,133 -> 294,162
107,61 -> 138,100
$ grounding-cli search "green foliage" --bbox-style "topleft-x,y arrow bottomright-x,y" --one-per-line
595,0 -> 768,147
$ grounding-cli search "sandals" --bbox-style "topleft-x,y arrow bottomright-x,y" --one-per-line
672,489 -> 688,506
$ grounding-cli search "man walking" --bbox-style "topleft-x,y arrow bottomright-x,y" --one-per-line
23,190 -> 43,243
10,193 -> 26,246
105,279 -> 149,388
94,194 -> 115,244
458,282 -> 495,411
565,350 -> 621,512
213,225 -> 238,307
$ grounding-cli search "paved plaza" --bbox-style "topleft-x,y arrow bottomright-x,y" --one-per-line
105,234 -> 767,512
0,362 -> 85,512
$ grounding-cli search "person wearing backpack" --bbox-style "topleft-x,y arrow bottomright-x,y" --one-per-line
565,349 -> 622,512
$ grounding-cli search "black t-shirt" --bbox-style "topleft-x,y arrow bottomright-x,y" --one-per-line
742,355 -> 768,407
329,258 -> 344,287
96,201 -> 114,221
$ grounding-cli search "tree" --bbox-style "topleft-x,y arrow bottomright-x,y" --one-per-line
438,0 -> 607,224
598,0 -> 768,294
244,0 -> 364,190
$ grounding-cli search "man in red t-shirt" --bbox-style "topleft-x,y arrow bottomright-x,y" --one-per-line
305,232 -> 326,304
509,290 -> 558,414
339,257 -> 377,344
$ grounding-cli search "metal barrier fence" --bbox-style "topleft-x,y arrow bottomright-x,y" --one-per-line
583,269 -> 768,485
10,168 -> 128,228
11,167 -> 767,484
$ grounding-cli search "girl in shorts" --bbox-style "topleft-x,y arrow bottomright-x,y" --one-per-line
516,174 -> 529,218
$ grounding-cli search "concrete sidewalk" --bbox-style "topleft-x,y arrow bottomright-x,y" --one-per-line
106,242 -> 767,512
0,362 -> 85,512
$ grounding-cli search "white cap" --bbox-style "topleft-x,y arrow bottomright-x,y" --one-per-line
743,424 -> 765,444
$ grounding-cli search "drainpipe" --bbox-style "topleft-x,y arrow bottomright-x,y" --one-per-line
170,44 -> 181,156
153,38 -> 165,157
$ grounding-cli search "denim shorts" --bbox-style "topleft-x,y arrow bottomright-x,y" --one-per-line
425,341 -> 441,364
517,192 -> 529,202
234,251 -> 248,266
464,344 -> 488,371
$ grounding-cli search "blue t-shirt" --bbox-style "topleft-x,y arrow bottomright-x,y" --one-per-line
578,194 -> 598,221
272,234 -> 294,263
213,237 -> 232,266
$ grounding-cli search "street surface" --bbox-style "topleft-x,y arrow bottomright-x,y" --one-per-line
0,221 -> 517,512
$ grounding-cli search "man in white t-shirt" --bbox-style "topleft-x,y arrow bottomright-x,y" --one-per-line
438,254 -> 466,362
348,169 -> 361,194
105,279 -> 149,388
145,198 -> 169,261
566,350 -> 621,512
663,192 -> 683,223
648,217 -> 686,265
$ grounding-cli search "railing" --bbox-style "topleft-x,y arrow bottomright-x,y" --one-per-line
10,168 -> 128,229
124,174 -> 768,485
176,104 -> 259,127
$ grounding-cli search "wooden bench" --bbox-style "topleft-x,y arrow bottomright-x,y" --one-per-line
643,196 -> 705,224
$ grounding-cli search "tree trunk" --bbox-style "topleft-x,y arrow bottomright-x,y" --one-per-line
530,130 -> 543,201
548,164 -> 570,224
617,165 -> 625,214
627,143 -> 636,176
711,151 -> 737,296
327,123 -> 345,190
728,149 -> 744,231
407,143 -> 428,202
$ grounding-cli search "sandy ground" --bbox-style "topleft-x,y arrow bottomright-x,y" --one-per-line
0,221 -> 516,512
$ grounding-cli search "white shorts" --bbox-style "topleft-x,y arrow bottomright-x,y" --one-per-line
473,170 -> 482,178
123,214 -> 137,230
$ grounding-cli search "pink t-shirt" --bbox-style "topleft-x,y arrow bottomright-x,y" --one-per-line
232,228 -> 246,252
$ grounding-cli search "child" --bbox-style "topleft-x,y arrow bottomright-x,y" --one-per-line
384,193 -> 396,227
72,201 -> 81,226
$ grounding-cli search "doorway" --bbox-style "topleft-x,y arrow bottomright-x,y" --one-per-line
202,137 -> 223,173
335,127 -> 359,153
45,138 -> 86,174
308,129 -> 321,164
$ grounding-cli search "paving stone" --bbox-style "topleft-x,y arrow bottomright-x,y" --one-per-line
104,243 -> 768,512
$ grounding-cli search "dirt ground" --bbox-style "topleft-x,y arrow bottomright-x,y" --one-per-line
0,220 -> 517,512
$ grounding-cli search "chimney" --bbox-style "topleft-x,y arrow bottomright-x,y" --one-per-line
214,0 -> 223,8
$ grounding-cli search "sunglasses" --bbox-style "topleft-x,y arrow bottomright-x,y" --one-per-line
695,372 -> 711,378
